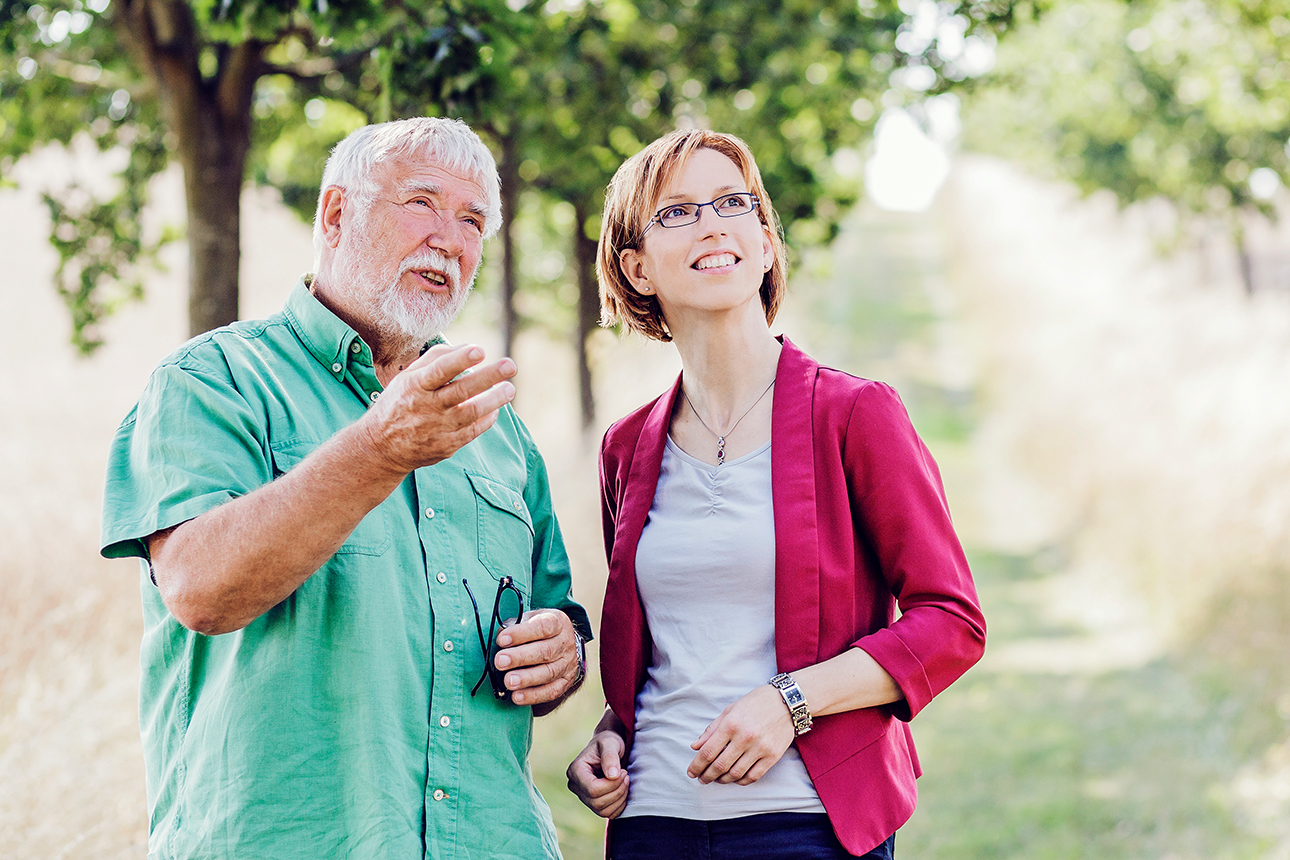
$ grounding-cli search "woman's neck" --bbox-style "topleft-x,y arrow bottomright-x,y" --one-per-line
671,314 -> 782,428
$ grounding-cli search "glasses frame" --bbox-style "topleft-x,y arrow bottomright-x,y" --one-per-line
464,575 -> 526,701
644,192 -> 760,234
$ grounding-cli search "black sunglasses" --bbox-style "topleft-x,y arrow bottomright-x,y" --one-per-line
464,576 -> 525,701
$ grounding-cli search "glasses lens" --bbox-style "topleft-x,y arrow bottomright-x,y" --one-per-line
716,194 -> 754,216
495,585 -> 522,627
658,204 -> 699,228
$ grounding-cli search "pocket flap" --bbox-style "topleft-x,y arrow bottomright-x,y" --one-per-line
465,471 -> 534,535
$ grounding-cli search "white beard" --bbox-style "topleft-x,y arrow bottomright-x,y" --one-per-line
374,249 -> 476,344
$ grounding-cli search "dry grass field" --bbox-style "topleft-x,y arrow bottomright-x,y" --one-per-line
2,141 -> 1289,858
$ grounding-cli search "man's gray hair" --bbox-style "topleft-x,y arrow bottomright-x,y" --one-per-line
312,117 -> 502,265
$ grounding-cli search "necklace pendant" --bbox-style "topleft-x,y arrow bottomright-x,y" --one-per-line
716,436 -> 726,465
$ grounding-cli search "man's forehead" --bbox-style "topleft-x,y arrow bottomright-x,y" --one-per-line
380,155 -> 487,201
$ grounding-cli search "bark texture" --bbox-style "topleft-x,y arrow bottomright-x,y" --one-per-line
112,0 -> 262,337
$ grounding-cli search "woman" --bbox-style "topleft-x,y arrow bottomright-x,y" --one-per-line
566,129 -> 985,859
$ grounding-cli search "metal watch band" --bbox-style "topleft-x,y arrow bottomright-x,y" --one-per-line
769,672 -> 813,736
572,631 -> 587,684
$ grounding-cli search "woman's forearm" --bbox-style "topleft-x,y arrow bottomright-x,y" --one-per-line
789,647 -> 903,718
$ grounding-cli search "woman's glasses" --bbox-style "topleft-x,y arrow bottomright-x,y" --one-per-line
645,192 -> 759,233
464,576 -> 525,700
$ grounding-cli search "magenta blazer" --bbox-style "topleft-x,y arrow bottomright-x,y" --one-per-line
598,338 -> 986,855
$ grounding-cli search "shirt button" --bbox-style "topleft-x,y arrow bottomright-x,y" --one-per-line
425,508 -> 435,519
513,500 -> 522,510
436,572 -> 447,584
433,789 -> 446,801
351,342 -> 362,354
331,362 -> 342,373
369,391 -> 380,402
439,715 -> 451,728
443,640 -> 454,652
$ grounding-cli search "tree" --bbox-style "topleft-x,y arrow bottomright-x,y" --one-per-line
474,0 -> 1028,427
5,0 -> 1029,427
960,0 -> 1290,293
0,0 -> 500,351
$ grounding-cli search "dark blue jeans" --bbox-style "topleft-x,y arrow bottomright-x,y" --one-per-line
608,813 -> 895,860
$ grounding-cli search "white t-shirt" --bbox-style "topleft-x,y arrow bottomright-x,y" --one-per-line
620,438 -> 825,820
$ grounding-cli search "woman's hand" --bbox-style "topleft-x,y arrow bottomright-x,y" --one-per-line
567,723 -> 630,818
687,684 -> 795,785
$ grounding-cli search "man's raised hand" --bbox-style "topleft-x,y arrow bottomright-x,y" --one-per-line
359,344 -> 517,476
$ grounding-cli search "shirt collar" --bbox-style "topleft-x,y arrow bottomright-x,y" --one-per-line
283,275 -> 365,378
283,275 -> 448,384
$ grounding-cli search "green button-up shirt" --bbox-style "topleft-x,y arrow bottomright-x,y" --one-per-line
101,278 -> 592,860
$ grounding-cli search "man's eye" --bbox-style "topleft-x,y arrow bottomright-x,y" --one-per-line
411,198 -> 434,209
465,217 -> 484,232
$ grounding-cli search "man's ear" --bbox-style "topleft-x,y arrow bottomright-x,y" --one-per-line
319,187 -> 347,250
619,248 -> 652,295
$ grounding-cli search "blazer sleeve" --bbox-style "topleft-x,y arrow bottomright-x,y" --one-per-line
845,381 -> 986,720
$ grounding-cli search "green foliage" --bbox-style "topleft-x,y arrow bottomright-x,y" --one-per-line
5,0 -> 1035,358
1,0 -> 174,349
42,126 -> 176,353
963,0 -> 1290,221
1,0 -> 514,350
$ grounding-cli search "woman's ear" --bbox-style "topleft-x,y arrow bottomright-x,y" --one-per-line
619,248 -> 653,294
761,224 -> 775,272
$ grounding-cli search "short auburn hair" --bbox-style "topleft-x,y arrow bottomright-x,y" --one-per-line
597,129 -> 788,342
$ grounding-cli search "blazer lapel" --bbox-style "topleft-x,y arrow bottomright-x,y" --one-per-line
772,337 -> 822,670
618,377 -> 679,558
601,377 -> 678,732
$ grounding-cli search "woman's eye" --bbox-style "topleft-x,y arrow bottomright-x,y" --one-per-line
719,195 -> 742,208
663,206 -> 689,219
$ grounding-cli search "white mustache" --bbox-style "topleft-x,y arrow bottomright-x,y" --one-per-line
400,251 -> 461,289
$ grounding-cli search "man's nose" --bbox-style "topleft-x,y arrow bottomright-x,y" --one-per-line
424,209 -> 467,257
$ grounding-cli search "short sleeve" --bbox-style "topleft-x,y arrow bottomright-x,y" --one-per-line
100,362 -> 271,560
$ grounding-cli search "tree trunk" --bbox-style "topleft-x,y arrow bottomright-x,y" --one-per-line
573,201 -> 599,430
1233,210 -> 1255,297
181,125 -> 248,336
498,133 -> 521,358
115,1 -> 261,338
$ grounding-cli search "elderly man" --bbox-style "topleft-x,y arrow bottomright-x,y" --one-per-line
100,117 -> 591,859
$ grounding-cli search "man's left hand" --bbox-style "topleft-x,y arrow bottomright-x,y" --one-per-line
493,609 -> 583,707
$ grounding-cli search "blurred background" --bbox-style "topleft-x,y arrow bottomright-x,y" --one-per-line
3,1 -> 1290,857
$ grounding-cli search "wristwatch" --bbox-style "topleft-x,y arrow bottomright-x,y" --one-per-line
572,631 -> 587,684
769,672 -> 813,736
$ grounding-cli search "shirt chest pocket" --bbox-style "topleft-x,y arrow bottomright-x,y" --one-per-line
466,471 -> 534,593
270,441 -> 393,556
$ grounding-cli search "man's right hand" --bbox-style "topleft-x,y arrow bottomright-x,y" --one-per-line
566,727 -> 630,818
358,344 -> 517,476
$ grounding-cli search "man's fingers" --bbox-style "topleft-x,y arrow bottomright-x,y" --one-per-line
410,345 -> 516,402
509,676 -> 569,706
490,609 -> 577,705
496,608 -> 565,648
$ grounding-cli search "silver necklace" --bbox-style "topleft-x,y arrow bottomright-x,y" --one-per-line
681,378 -> 776,465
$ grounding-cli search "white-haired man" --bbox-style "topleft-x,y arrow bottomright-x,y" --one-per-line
101,117 -> 591,859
